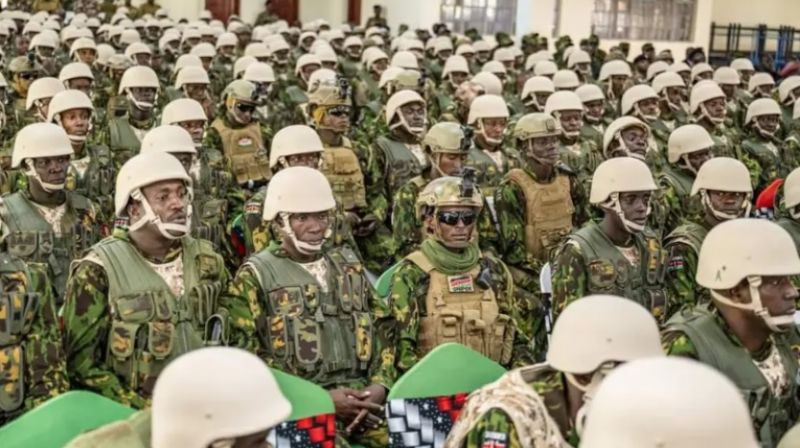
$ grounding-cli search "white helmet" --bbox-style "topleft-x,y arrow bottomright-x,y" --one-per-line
215,31 -> 238,49
118,65 -> 160,110
581,357 -> 759,448
378,67 -> 404,90
386,90 -> 426,137
468,94 -> 509,145
391,50 -> 419,70
306,68 -> 337,93
521,76 -> 555,110
46,89 -> 94,141
124,41 -> 151,63
175,66 -> 210,89
544,90 -> 583,119
689,81 -> 726,124
713,66 -> 740,86
161,98 -> 207,126
151,347 -> 291,448
783,167 -> 800,216
25,77 -> 65,112
598,60 -> 632,82
69,37 -> 96,59
667,124 -> 714,165
567,49 -> 591,68
364,47 -> 389,71
690,157 -> 752,220
590,157 -> 656,232
690,62 -> 713,84
442,55 -> 469,80
646,60 -> 669,81
620,84 -> 659,121
730,58 -> 755,73
244,42 -> 270,60
173,54 -> 203,75
95,44 -> 116,67
233,56 -> 257,79
13,123 -> 73,192
115,152 -> 192,238
698,218 -> 800,331
244,62 -> 276,83
525,50 -> 553,72
493,47 -> 515,64
190,42 -> 216,59
433,36 -> 454,55
602,116 -> 650,159
455,43 -> 475,57
481,60 -> 507,76
533,60 -> 558,77
269,125 -> 324,169
471,72 -> 503,95
119,29 -> 141,46
748,72 -> 775,94
778,75 -> 800,105
294,53 -> 321,80
576,84 -> 605,122
553,69 -> 580,90
651,71 -> 685,95
744,98 -> 781,136
58,62 -> 94,85
140,125 -> 197,156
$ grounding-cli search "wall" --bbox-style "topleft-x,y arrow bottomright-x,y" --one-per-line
298,0 -> 348,26
360,0 -> 441,31
711,0 -> 800,28
142,0 -> 203,21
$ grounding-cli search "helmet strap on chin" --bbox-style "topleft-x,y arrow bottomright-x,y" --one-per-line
700,189 -> 751,221
678,154 -> 698,174
710,276 -> 795,333
754,119 -> 779,139
633,102 -> 659,122
700,102 -> 724,125
126,88 -> 155,111
278,211 -> 330,255
603,192 -> 648,233
477,119 -> 503,146
128,188 -> 191,239
24,158 -> 65,192
613,132 -> 646,161
389,109 -> 426,139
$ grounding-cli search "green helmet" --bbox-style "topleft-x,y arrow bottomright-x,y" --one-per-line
223,79 -> 258,105
513,112 -> 562,140
415,172 -> 483,219
307,77 -> 351,107
9,55 -> 42,74
423,122 -> 469,154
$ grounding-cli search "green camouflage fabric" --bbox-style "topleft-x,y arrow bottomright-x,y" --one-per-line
66,143 -> 117,225
460,368 -> 579,448
663,220 -> 712,311
353,104 -> 389,150
735,89 -> 755,126
95,115 -> 157,168
783,130 -> 800,170
708,122 -> 742,159
655,164 -> 701,236
385,252 -> 535,375
339,57 -> 361,80
62,233 -> 229,409
579,122 -> 604,150
740,132 -> 788,192
428,87 -> 456,124
0,257 -> 68,424
466,143 -> 522,196
353,73 -> 382,110
556,137 -> 601,193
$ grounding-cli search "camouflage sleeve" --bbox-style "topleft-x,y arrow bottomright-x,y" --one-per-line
495,180 -> 541,291
569,173 -> 590,227
243,197 -> 271,255
362,143 -> 390,222
783,137 -> 800,170
368,286 -> 398,388
551,240 -> 588,322
661,330 -> 700,359
62,260 -> 149,408
218,265 -> 263,356
260,124 -> 273,152
488,257 -> 536,367
391,183 -> 422,258
94,125 -> 110,149
386,261 -> 427,374
665,241 -> 699,313
204,127 -> 223,160
21,263 -> 69,409
739,143 -> 764,190
462,409 -> 523,448
658,180 -> 682,236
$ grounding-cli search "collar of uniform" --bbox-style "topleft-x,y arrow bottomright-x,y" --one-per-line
267,240 -> 326,262
116,227 -> 183,264
128,114 -> 156,130
710,306 -> 775,361
520,164 -> 559,183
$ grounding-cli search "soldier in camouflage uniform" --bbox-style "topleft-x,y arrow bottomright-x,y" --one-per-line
386,174 -> 534,380
664,157 -> 752,311
575,83 -> 605,149
352,48 -> 388,110
597,60 -> 632,119
688,81 -> 741,159
96,54 -> 133,120
429,55 -> 468,122
219,167 -> 392,447
777,167 -> 800,253
446,295 -> 663,448
426,37 -> 453,85
392,122 -> 472,258
46,90 -> 115,224
741,72 -> 775,121
206,80 -> 272,195
740,98 -> 789,193
714,67 -> 744,130
518,76 -> 554,116
0,252 -> 68,425
784,100 -> 800,166
494,113 -> 589,353
545,91 -> 601,192
777,76 -> 800,137
97,66 -> 160,167
652,71 -> 689,131
339,36 -> 363,80
59,62 -> 104,128
552,157 -> 670,323
620,84 -> 669,168
663,219 -> 800,447
62,151 -> 229,409
0,123 -> 101,302
209,32 -> 237,92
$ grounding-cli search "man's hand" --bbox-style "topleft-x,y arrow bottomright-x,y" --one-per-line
329,388 -> 384,427
345,384 -> 387,434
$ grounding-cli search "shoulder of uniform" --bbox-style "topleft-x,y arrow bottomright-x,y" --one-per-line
554,162 -> 575,175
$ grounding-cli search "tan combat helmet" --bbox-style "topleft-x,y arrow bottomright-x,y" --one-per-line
152,348 -> 291,447
385,90 -> 426,138
690,157 -> 752,220
513,112 -> 562,141
689,80 -> 726,124
12,123 -> 74,192
602,116 -> 650,160
620,84 -> 659,122
778,75 -> 800,106
745,97 -> 781,137
307,77 -> 351,131
520,76 -> 554,111
667,123 -> 714,171
581,357 -> 759,448
222,79 -> 258,125
783,167 -> 800,219
415,173 -> 483,247
139,125 -> 198,157
697,218 -> 800,332
269,124 -> 324,170
544,90 -> 583,138
118,65 -> 160,110
262,166 -> 336,254
590,157 -> 657,233
747,72 -> 775,96
25,76 -> 63,116
46,89 -> 94,143
423,122 -> 469,176
467,94 -> 509,145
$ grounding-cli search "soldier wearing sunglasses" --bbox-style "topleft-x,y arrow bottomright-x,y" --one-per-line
385,174 -> 534,378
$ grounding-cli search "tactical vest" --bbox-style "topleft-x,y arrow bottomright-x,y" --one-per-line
191,161 -> 233,251
665,222 -> 708,256
67,144 -> 116,218
435,92 -> 454,116
743,137 -> 781,184
92,236 -> 224,398
376,136 -> 425,197
467,145 -> 510,199
247,247 -> 372,388
3,192 -> 94,301
33,0 -> 60,12
506,168 -> 574,262
446,364 -> 570,448
0,255 -> 43,422
285,85 -> 309,106
777,218 -> 800,255
570,222 -> 668,321
666,309 -> 799,446
320,138 -> 368,211
211,118 -> 271,186
659,166 -> 693,201
556,140 -> 599,185
109,117 -> 143,166
711,128 -> 738,159
406,251 -> 514,364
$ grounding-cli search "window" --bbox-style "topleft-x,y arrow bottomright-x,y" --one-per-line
440,0 -> 518,35
592,0 -> 697,41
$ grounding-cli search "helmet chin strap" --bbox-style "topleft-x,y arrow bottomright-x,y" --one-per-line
613,133 -> 646,161
126,89 -> 155,111
24,159 -> 65,192
700,190 -> 751,221
565,363 -> 615,436
477,119 -> 503,146
700,102 -> 725,125
710,276 -> 795,333
55,114 -> 91,142
129,188 -> 191,240
279,212 -> 331,255
634,103 -> 659,122
678,154 -> 699,174
389,111 -> 426,139
603,193 -> 648,233
754,120 -> 779,139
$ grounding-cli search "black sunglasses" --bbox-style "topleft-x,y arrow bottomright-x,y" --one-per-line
328,107 -> 350,117
437,210 -> 477,226
236,103 -> 255,113
19,72 -> 36,80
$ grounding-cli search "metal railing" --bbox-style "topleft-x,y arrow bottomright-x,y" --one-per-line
708,22 -> 800,69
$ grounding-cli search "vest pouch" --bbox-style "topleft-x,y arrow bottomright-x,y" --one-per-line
488,314 -> 513,364
7,232 -> 37,258
644,289 -> 667,322
115,293 -> 156,323
353,312 -> 372,363
318,317 -> 355,373
266,314 -> 289,360
108,321 -> 141,386
291,316 -> 321,369
348,272 -> 365,311
147,321 -> 174,360
0,293 -> 25,346
587,259 -> 616,291
268,286 -> 305,318
19,292 -> 40,337
419,312 -> 462,354
190,283 -> 222,324
0,344 -> 24,412
537,228 -> 571,261
37,232 -> 54,256
462,309 -> 488,355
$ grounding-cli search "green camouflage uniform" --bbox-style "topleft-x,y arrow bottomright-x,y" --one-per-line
655,164 -> 702,236
339,57 -> 361,80
428,85 -> 456,124
663,307 -> 800,447
556,137 -> 602,193
551,221 -> 670,323
466,142 -> 522,228
62,232 -> 229,408
0,256 -> 68,424
663,220 -> 712,311
96,115 -> 157,168
579,122 -> 604,150
708,122 -> 742,159
740,130 -> 788,192
783,129 -> 800,169
66,143 -> 117,225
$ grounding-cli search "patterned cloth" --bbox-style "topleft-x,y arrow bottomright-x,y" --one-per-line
387,394 -> 468,447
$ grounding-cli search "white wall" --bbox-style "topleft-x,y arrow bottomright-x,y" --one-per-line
711,0 -> 800,28
298,0 -> 348,26
360,0 -> 441,31
146,0 -> 203,21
